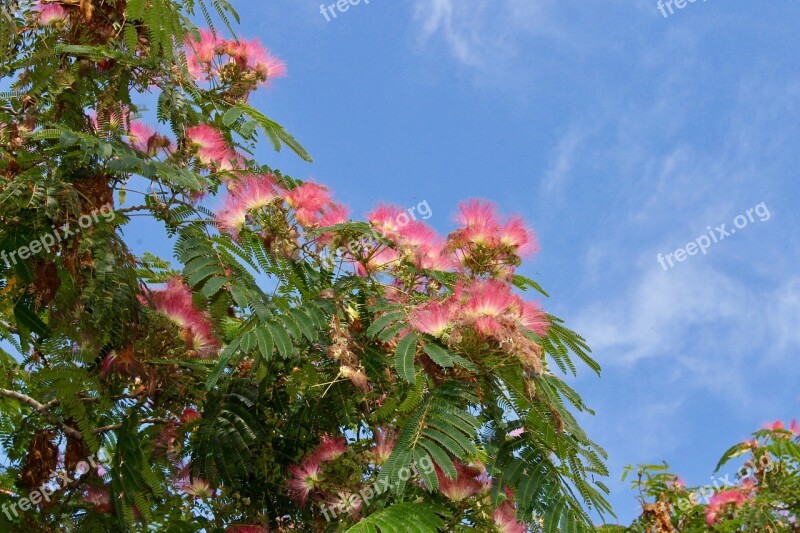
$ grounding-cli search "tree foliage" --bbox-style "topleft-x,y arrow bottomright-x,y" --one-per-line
620,422 -> 800,532
0,1 -> 614,531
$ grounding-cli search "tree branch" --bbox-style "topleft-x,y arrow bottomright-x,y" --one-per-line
0,388 -> 83,440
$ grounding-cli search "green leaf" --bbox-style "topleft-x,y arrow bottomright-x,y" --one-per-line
206,337 -> 242,389
422,343 -> 454,368
222,106 -> 245,127
268,321 -> 292,358
394,332 -> 419,384
254,326 -> 273,361
366,310 -> 405,338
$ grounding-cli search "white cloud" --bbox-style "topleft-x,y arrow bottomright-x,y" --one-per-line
412,0 -> 556,67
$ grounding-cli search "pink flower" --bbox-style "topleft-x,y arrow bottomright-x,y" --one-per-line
186,124 -> 240,168
226,526 -> 270,533
311,434 -> 348,463
226,528 -> 266,533
226,38 -> 287,82
328,490 -> 363,517
216,174 -> 282,235
367,204 -> 406,237
768,420 -> 785,431
455,199 -> 501,246
36,1 -> 68,25
284,182 -> 332,227
354,247 -> 401,276
127,121 -> 155,153
705,489 -> 749,526
185,29 -> 225,80
188,29 -> 223,63
101,345 -> 139,377
515,299 -> 550,337
766,420 -> 800,438
493,497 -> 527,533
84,487 -> 113,513
319,203 -> 350,227
372,428 -> 396,464
436,462 -> 484,502
396,221 -> 438,248
460,280 -> 516,335
456,199 -> 500,230
149,277 -> 220,357
415,241 -> 454,271
499,216 -> 538,256
181,408 -> 201,425
287,460 -> 321,505
410,301 -> 453,337
179,477 -> 214,498
317,203 -> 350,245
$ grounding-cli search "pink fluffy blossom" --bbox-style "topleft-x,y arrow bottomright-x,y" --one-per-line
287,460 -> 321,505
455,199 -> 501,246
36,1 -> 67,25
319,203 -> 350,227
500,216 -> 538,256
185,29 -> 224,79
149,277 -> 220,357
284,182 -> 332,227
311,434 -> 348,463
317,203 -> 350,245
216,174 -> 282,235
410,301 -> 453,337
354,247 -> 401,276
181,408 -> 201,425
186,124 -> 240,169
462,280 -> 515,336
705,489 -> 749,526
515,299 -> 550,337
367,204 -> 406,237
127,121 -> 155,153
226,38 -> 287,82
493,496 -> 527,533
435,462 -> 485,502
371,428 -> 396,464
84,487 -> 113,513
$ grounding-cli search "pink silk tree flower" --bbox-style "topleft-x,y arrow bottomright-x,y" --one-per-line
409,301 -> 454,338
216,174 -> 282,235
705,489 -> 749,526
36,1 -> 68,25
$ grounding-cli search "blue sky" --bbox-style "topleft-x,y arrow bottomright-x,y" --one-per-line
134,0 -> 798,525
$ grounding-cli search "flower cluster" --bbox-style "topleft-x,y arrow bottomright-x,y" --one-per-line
214,173 -> 349,252
186,124 -> 244,171
146,277 -> 220,358
408,279 -> 549,373
185,30 -> 286,98
705,488 -> 751,526
287,434 -> 349,505
493,489 -> 528,533
767,419 -> 800,436
448,199 -> 538,280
